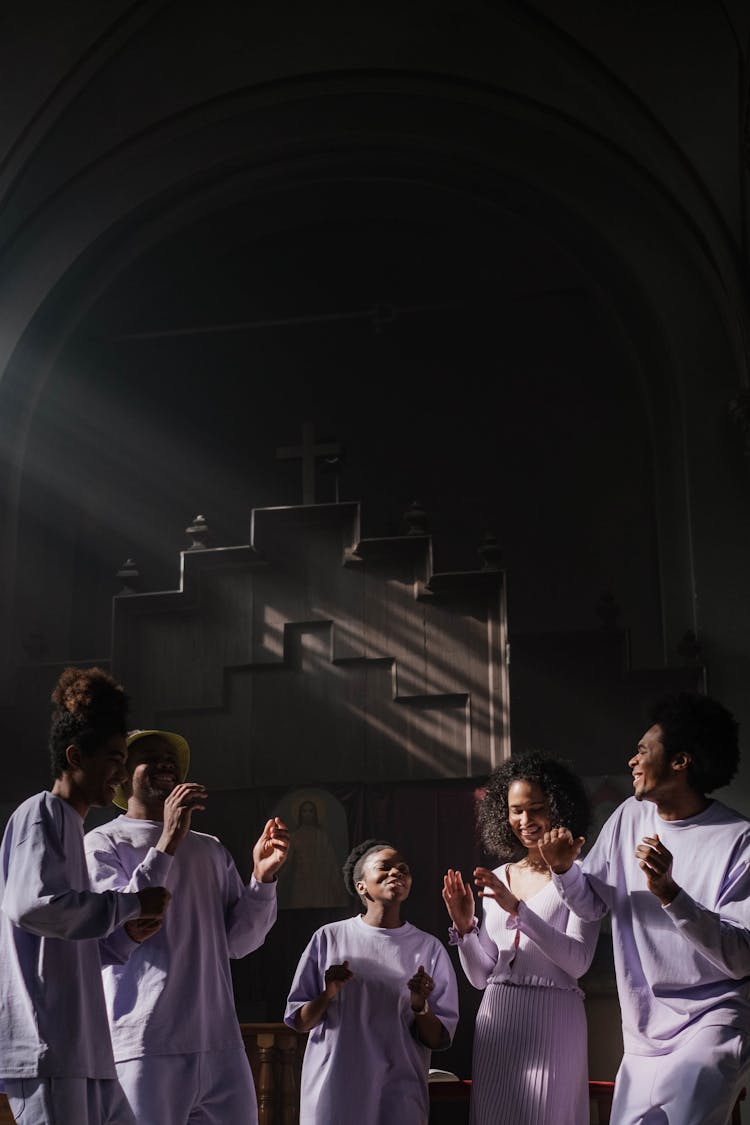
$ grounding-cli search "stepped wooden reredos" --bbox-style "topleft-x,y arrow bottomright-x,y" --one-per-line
112,501 -> 510,790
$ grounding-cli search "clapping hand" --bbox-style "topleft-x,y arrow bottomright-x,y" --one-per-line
442,869 -> 475,934
324,960 -> 353,1000
253,817 -> 290,883
473,867 -> 519,916
538,827 -> 584,874
158,783 -> 207,855
407,965 -> 435,1012
635,834 -> 679,905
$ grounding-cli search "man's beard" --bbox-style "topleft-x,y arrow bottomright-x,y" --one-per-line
140,776 -> 174,804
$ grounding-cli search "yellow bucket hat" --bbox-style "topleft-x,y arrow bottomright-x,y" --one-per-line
112,729 -> 191,810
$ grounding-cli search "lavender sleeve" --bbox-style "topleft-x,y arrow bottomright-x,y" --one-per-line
515,899 -> 599,978
552,847 -> 612,923
663,855 -> 750,978
451,918 -> 500,989
86,833 -> 174,963
221,848 -> 277,958
428,941 -> 460,1045
3,818 -> 139,940
99,925 -> 139,965
284,928 -> 324,1025
85,836 -> 174,893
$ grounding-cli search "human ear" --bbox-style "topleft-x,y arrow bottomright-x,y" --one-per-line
671,752 -> 691,773
65,744 -> 81,771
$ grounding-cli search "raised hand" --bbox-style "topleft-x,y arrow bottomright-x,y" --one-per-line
136,885 -> 171,921
407,964 -> 435,1012
253,817 -> 290,883
442,868 -> 476,934
635,834 -> 679,905
473,867 -> 519,916
538,827 -> 584,874
324,960 -> 353,1000
157,782 -> 207,855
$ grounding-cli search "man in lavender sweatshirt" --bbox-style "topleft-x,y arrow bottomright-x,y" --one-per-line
85,729 -> 289,1125
539,693 -> 750,1125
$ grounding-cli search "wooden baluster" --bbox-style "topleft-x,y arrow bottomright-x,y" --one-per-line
279,1032 -> 301,1125
256,1032 -> 278,1125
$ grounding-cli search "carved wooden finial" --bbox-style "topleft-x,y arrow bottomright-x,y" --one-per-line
677,628 -> 703,665
185,514 -> 210,551
403,500 -> 428,536
116,558 -> 141,596
478,530 -> 502,570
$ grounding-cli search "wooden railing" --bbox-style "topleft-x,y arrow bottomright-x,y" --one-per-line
1,1046 -> 744,1124
0,1025 -> 305,1125
241,1022 -> 305,1125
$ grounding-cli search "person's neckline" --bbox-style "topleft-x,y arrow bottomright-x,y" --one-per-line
653,797 -> 714,825
503,863 -> 552,904
356,914 -> 410,932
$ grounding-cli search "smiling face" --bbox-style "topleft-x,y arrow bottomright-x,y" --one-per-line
629,724 -> 675,802
355,847 -> 413,907
507,779 -> 552,853
126,735 -> 181,807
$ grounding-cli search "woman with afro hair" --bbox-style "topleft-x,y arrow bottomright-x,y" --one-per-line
443,752 -> 598,1125
285,838 -> 459,1124
0,667 -> 170,1125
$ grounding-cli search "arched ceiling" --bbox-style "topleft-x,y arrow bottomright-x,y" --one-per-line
1,0 -> 749,699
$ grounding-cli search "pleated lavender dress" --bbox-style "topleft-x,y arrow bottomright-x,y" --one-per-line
452,865 -> 599,1125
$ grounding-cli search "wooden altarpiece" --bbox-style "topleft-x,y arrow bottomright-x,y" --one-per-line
109,501 -> 509,1114
112,501 -> 510,792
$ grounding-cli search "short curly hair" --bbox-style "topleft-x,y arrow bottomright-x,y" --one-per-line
648,693 -> 739,794
49,666 -> 129,779
342,838 -> 394,908
478,752 -> 591,861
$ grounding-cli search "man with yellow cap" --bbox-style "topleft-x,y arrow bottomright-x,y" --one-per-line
84,729 -> 289,1125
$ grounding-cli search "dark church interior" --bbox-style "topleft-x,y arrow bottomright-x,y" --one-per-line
1,3 -> 750,1122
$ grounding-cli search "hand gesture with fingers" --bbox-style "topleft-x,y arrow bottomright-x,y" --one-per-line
324,960 -> 353,1000
407,964 -> 435,1012
635,834 -> 680,905
157,783 -> 207,855
442,869 -> 475,934
136,885 -> 171,921
253,817 -> 290,882
125,916 -> 163,944
473,867 -> 519,916
538,827 -> 584,874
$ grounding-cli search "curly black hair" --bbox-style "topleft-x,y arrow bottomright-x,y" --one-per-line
49,666 -> 130,779
647,693 -> 739,795
478,752 -> 591,861
342,838 -> 394,908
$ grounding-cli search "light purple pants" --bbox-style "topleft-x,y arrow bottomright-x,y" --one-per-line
4,1076 -> 135,1125
116,1048 -> 256,1125
611,1024 -> 750,1125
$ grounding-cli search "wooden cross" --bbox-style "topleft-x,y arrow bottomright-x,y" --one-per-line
276,421 -> 342,505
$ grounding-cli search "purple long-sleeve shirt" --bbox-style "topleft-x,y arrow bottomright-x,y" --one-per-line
85,815 -> 277,1061
453,863 -> 599,992
553,796 -> 750,1055
0,792 -> 140,1079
